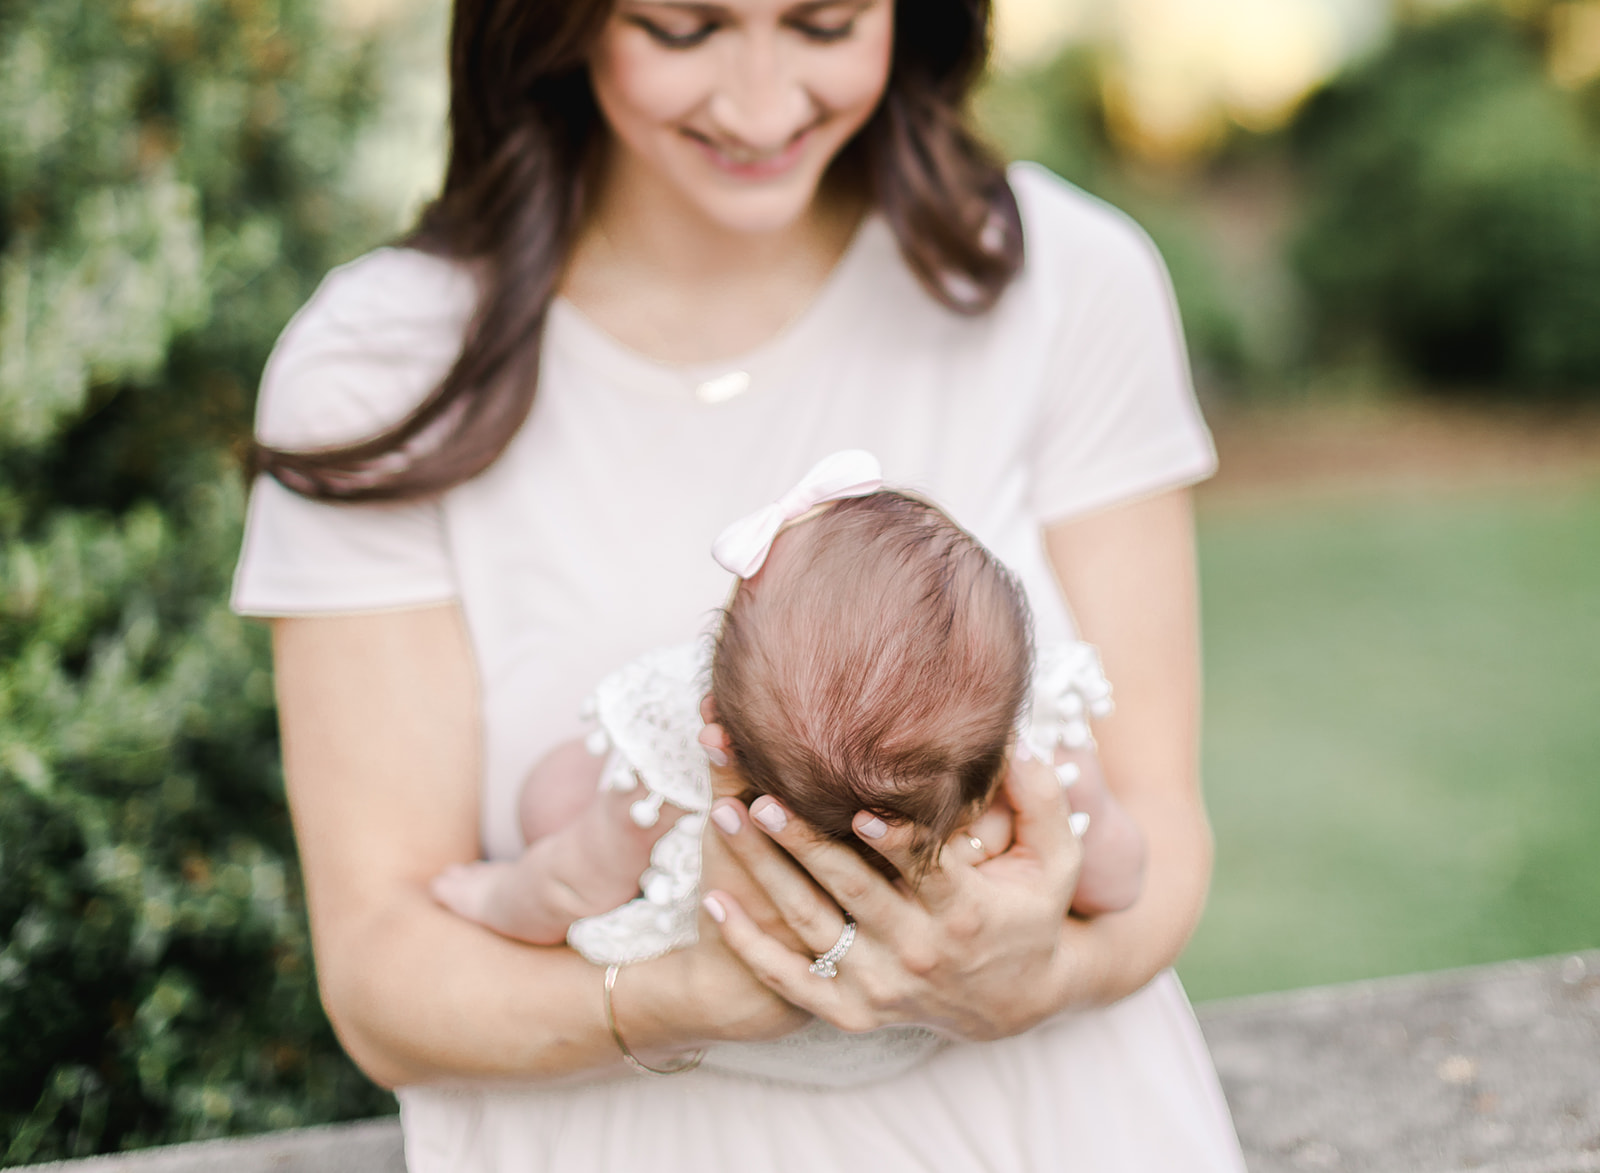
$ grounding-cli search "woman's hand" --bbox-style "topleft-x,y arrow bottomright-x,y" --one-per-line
698,743 -> 1088,1042
270,606 -> 807,1086
655,904 -> 814,1045
654,811 -> 816,1048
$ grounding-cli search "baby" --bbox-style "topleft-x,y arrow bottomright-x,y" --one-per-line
432,453 -> 1146,957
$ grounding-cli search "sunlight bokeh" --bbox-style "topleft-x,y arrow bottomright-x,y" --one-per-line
994,0 -> 1389,157
1550,0 -> 1600,87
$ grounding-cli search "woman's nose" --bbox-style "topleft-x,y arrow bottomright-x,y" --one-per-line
707,36 -> 814,150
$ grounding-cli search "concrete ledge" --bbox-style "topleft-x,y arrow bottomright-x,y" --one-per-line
1198,951 -> 1600,1173
23,952 -> 1600,1172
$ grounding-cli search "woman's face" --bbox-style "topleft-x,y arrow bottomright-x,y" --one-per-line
589,0 -> 894,236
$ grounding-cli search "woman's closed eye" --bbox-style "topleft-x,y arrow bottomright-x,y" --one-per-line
625,3 -> 865,50
789,19 -> 854,43
628,15 -> 720,49
786,1 -> 868,44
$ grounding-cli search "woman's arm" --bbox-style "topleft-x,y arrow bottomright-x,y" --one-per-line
701,486 -> 1211,1033
271,606 -> 802,1087
1040,485 -> 1213,1003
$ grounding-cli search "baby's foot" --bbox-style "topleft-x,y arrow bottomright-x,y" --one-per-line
431,855 -> 588,946
432,861 -> 511,927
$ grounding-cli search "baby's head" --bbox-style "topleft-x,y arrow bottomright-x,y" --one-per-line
711,491 -> 1032,879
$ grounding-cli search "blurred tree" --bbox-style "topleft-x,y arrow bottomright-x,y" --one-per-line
0,0 -> 395,1161
976,44 -> 1116,193
976,47 -> 1257,391
1291,4 -> 1600,394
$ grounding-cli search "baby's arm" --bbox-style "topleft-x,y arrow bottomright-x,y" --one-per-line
1055,746 -> 1146,915
430,739 -> 683,944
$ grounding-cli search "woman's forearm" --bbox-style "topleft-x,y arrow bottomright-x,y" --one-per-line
272,609 -> 765,1088
1042,488 -> 1214,1007
319,879 -> 802,1087
320,886 -> 619,1086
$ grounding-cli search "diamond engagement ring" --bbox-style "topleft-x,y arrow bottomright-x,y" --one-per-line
808,914 -> 857,978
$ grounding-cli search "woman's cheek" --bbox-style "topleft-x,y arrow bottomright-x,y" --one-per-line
811,21 -> 893,119
591,38 -> 706,134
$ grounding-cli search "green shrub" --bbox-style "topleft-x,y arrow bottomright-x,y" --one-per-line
0,0 -> 395,1161
1291,6 -> 1600,394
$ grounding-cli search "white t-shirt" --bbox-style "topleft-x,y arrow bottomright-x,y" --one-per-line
232,165 -> 1239,1173
233,163 -> 1215,861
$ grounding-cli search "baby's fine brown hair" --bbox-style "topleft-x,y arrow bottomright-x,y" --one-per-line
711,492 -> 1033,879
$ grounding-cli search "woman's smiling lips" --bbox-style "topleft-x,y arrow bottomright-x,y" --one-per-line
684,124 -> 817,180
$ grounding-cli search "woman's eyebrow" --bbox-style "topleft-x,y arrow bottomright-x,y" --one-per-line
624,0 -> 868,16
785,0 -> 871,13
624,2 -> 725,12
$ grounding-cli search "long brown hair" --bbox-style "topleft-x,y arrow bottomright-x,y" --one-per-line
255,0 -> 1024,502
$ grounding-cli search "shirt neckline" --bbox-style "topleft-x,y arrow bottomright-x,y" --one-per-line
546,214 -> 890,405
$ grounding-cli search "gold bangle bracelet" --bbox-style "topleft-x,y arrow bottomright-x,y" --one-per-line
603,963 -> 705,1077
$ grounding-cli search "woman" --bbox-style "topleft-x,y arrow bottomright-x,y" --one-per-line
233,0 -> 1247,1167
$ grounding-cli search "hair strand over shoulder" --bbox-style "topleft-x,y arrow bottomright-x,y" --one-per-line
253,0 -> 1023,502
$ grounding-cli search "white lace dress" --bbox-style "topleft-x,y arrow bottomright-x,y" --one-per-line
565,639 -> 1114,1088
233,165 -> 1248,1172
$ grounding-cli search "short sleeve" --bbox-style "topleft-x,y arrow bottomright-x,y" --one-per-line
1014,167 -> 1218,524
230,248 -> 477,617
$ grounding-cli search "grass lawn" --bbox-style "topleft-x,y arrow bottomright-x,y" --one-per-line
1178,480 -> 1600,1001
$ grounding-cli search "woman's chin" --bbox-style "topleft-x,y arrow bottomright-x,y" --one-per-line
654,149 -> 836,238
688,175 -> 841,238
703,200 -> 819,238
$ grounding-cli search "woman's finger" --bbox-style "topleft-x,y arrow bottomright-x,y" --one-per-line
966,800 -> 1015,860
1002,745 -> 1081,890
697,719 -> 731,770
952,828 -> 992,867
709,797 -> 877,955
846,812 -> 975,914
700,889 -> 850,1021
716,794 -> 915,935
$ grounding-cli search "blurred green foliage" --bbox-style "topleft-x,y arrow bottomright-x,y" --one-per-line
1291,6 -> 1600,395
0,0 -> 394,1161
1292,4 -> 1600,395
982,2 -> 1600,400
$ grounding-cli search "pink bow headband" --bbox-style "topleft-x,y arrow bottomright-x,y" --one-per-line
711,450 -> 885,578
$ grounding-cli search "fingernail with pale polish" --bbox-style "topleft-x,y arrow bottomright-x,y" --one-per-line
1055,762 -> 1080,788
751,799 -> 787,833
701,742 -> 729,768
1015,740 -> 1034,762
1069,811 -> 1091,838
857,815 -> 888,840
711,802 -> 742,835
702,895 -> 727,924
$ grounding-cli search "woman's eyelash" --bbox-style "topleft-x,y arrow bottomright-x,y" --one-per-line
628,14 -> 856,49
630,17 -> 718,49
792,20 -> 856,44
